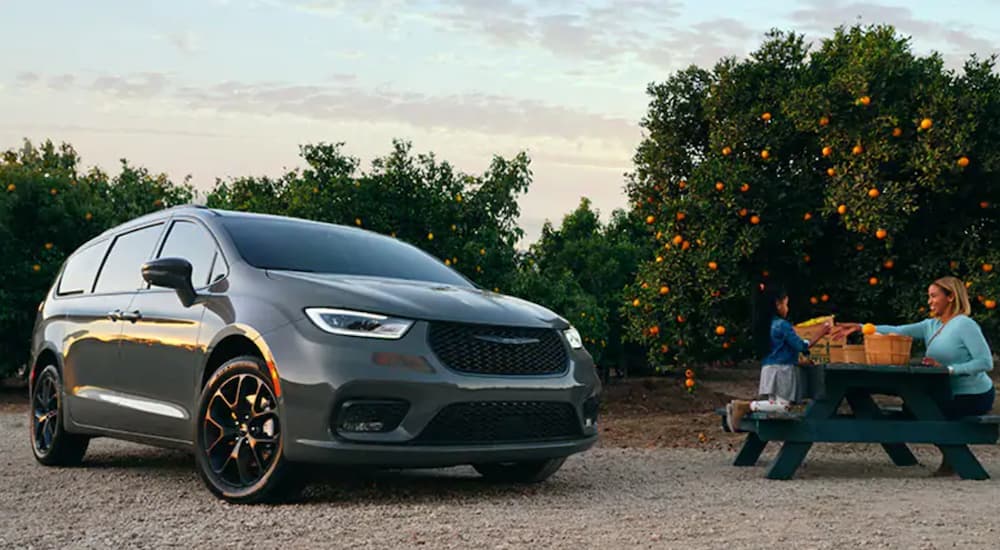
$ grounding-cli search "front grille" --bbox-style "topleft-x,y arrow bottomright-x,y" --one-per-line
427,322 -> 568,375
413,401 -> 582,445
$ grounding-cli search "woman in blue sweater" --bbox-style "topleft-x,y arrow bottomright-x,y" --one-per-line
872,276 -> 995,475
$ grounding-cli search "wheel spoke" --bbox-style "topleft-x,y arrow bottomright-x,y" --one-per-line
235,438 -> 255,485
248,438 -> 269,472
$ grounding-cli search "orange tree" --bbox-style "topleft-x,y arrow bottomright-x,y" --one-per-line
206,140 -> 531,293
624,25 -> 999,368
0,140 -> 193,376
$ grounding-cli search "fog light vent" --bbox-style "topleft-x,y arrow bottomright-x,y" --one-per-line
335,400 -> 408,434
583,395 -> 600,428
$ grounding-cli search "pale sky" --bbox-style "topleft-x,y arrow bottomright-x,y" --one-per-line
2,0 -> 998,243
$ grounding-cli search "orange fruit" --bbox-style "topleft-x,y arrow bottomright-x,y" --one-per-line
980,201 -> 990,209
761,112 -> 772,121
722,146 -> 732,156
649,325 -> 660,336
641,282 -> 649,289
659,285 -> 670,295
722,342 -> 731,349
920,118 -> 933,130
708,261 -> 718,270
679,180 -> 687,189
685,378 -> 696,388
84,212 -> 93,221
821,294 -> 830,302
827,168 -> 836,177
957,156 -> 970,167
655,256 -> 663,263
676,315 -> 685,323
632,298 -> 641,307
856,244 -> 865,251
869,277 -> 879,286
427,232 -> 434,240
715,325 -> 726,336
984,263 -> 994,273
858,96 -> 871,106
803,254 -> 811,263
852,144 -> 864,155
819,116 -> 830,127
738,208 -> 748,217
750,215 -> 761,225
32,264 -> 41,272
762,270 -> 770,277
480,248 -> 486,255
684,369 -> 695,379
355,218 -> 362,226
883,259 -> 895,269
803,212 -> 813,221
681,240 -> 691,251
715,181 -> 725,191
986,299 -> 996,310
862,323 -> 876,335
950,260 -> 959,270
655,231 -> 663,240
822,146 -> 832,157
50,188 -> 58,196
760,149 -> 770,160
646,215 -> 655,224
44,242 -> 53,250
676,211 -> 686,221
740,183 -> 750,193
672,235 -> 683,245
837,204 -> 847,215
810,296 -> 819,305
892,127 -> 902,137
875,229 -> 887,240
661,344 -> 669,354
868,188 -> 880,198
5,184 -> 14,192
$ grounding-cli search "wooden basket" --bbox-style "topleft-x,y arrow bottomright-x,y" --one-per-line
864,333 -> 913,366
841,344 -> 867,364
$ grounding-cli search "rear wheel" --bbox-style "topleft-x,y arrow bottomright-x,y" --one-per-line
30,365 -> 89,466
194,357 -> 304,504
473,457 -> 566,483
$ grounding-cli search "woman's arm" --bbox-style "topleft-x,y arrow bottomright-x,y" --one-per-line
948,319 -> 994,376
876,320 -> 932,341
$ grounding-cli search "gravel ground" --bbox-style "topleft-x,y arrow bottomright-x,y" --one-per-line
4,410 -> 1000,549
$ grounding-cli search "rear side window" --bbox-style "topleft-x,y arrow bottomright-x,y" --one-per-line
93,224 -> 164,294
57,240 -> 110,295
157,220 -> 223,287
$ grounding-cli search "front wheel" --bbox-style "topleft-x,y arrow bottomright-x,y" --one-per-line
194,357 -> 304,504
30,365 -> 89,466
473,457 -> 566,483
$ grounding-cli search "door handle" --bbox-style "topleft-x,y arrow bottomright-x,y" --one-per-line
120,310 -> 143,323
107,309 -> 123,322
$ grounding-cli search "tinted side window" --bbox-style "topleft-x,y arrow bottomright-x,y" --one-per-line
157,220 -> 220,287
57,240 -> 110,295
93,224 -> 164,294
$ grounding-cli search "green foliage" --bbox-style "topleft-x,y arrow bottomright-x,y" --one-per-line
625,25 -> 1000,367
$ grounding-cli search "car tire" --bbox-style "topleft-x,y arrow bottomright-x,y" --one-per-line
194,356 -> 305,504
30,365 -> 90,466
473,457 -> 566,483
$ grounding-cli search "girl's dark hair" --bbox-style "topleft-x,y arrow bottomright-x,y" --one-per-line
752,283 -> 788,360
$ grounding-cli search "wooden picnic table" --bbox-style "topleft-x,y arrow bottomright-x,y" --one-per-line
728,362 -> 1000,480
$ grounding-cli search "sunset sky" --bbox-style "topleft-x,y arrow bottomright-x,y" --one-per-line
2,0 -> 997,243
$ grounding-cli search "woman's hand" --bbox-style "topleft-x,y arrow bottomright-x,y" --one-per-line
921,357 -> 942,367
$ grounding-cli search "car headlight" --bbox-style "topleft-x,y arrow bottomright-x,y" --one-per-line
305,308 -> 414,340
563,326 -> 584,349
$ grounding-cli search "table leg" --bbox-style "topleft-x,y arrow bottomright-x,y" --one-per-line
938,445 -> 990,480
734,432 -> 767,466
766,442 -> 813,480
844,391 -> 919,467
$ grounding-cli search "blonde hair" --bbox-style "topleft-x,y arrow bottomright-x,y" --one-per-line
932,276 -> 972,317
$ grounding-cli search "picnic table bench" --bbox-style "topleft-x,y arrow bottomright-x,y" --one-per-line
719,362 -> 1000,480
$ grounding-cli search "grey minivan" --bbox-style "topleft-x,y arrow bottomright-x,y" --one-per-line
28,206 -> 601,503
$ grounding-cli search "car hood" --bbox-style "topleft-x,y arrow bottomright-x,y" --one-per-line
265,271 -> 568,329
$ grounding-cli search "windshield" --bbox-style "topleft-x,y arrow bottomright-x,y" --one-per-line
221,216 -> 474,287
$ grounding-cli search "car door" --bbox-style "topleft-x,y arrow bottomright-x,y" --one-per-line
114,218 -> 227,441
65,222 -> 166,430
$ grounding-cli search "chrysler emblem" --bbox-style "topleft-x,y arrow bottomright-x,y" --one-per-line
474,335 -> 540,345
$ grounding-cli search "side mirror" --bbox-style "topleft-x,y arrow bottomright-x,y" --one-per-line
142,258 -> 198,307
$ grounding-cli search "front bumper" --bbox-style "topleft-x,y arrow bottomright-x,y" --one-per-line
263,318 -> 602,467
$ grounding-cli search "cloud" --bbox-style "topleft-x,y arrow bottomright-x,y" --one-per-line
14,71 -> 638,147
16,72 -> 40,85
165,30 -> 200,54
